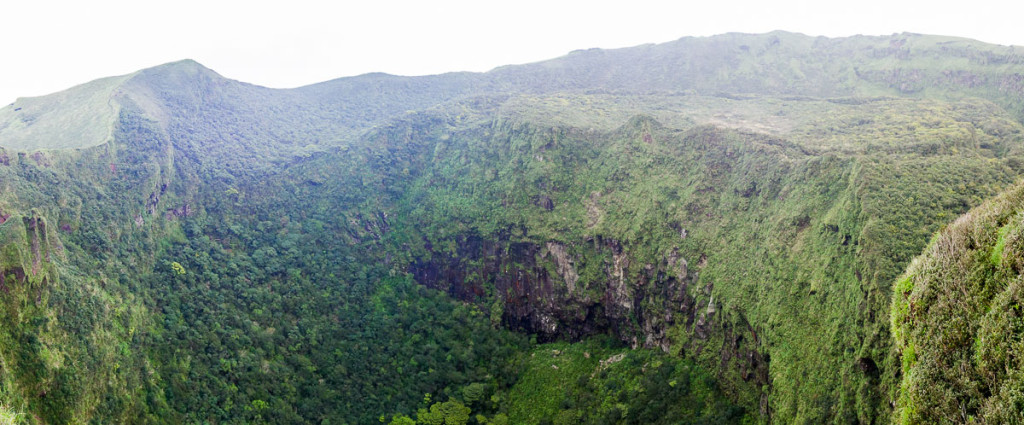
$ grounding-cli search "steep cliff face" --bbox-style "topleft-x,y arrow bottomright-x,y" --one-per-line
411,234 -> 695,343
410,232 -> 774,414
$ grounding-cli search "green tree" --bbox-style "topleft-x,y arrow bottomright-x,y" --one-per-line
387,415 -> 416,425
170,261 -> 186,275
416,400 -> 471,425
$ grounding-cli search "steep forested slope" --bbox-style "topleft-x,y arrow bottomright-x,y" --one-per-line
1,31 -> 1024,424
353,94 -> 1022,423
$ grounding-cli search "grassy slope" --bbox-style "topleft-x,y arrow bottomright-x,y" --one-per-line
0,74 -> 130,150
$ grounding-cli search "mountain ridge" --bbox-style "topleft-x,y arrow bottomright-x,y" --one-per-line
7,31 -> 1024,153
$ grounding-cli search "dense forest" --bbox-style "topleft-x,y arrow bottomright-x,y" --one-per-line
2,31 -> 1024,424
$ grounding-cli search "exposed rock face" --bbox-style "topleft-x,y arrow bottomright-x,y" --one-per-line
0,266 -> 25,293
166,203 -> 193,219
411,236 -> 594,338
24,216 -> 45,275
545,242 -> 578,293
409,233 -> 771,405
667,248 -> 688,280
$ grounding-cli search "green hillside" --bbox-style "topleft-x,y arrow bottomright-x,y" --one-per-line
0,32 -> 1023,424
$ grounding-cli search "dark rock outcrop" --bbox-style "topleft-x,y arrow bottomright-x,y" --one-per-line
409,233 -> 771,403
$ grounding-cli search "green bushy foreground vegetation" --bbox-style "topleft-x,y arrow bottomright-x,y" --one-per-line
2,32 -> 1024,424
892,182 -> 1024,423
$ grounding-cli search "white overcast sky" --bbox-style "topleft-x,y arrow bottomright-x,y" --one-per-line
1,0 -> 1022,105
